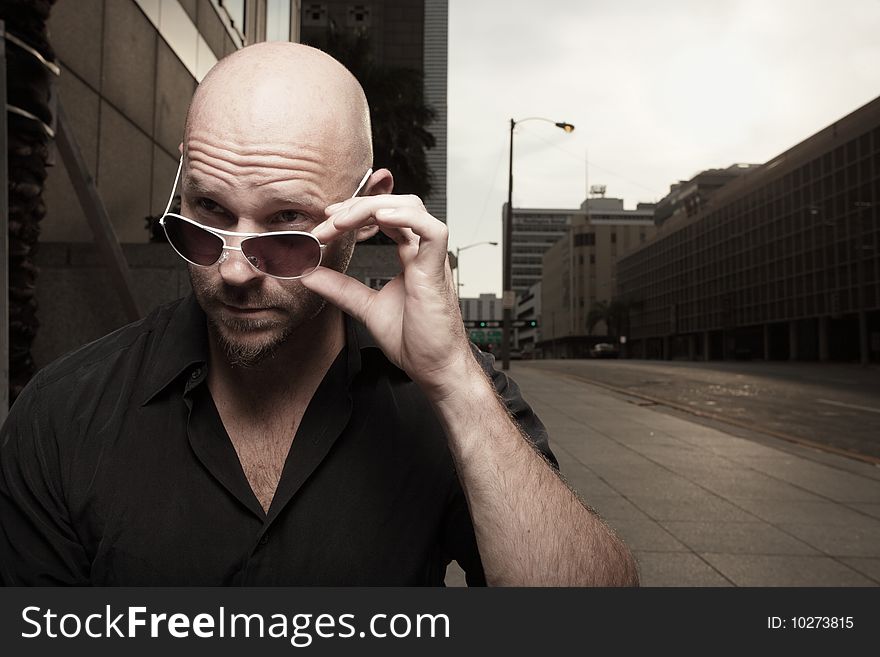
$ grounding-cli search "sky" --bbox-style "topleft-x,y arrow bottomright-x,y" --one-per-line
445,0 -> 880,298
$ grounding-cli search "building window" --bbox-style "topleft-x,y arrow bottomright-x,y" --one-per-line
590,254 -> 596,264
265,0 -> 291,41
611,232 -> 617,244
303,2 -> 328,26
347,4 -> 371,27
574,232 -> 595,247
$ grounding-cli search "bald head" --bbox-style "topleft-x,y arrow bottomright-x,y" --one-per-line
184,42 -> 373,177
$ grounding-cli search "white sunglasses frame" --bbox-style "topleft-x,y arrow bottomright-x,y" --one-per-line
159,157 -> 373,280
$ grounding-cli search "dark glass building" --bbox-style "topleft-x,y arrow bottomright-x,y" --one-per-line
617,97 -> 880,364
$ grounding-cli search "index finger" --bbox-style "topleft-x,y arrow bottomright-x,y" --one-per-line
314,195 -> 423,244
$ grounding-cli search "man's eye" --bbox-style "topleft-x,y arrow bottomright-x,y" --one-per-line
275,210 -> 303,223
197,198 -> 222,213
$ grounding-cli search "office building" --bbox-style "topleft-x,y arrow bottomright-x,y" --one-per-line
515,282 -> 541,357
503,204 -> 577,298
617,96 -> 880,364
654,163 -> 760,228
539,198 -> 656,358
459,293 -> 503,352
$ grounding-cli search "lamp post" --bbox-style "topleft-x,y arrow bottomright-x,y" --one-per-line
455,241 -> 498,301
502,116 -> 574,370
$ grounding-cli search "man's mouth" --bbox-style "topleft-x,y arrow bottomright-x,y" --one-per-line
222,304 -> 273,315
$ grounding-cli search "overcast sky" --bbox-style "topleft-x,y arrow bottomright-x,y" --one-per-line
445,0 -> 880,297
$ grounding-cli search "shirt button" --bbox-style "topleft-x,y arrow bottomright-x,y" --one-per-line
191,368 -> 201,379
259,534 -> 269,545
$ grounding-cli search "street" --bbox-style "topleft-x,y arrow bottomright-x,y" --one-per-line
526,359 -> 880,462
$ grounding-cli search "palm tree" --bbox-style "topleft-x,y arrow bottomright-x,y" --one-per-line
1,0 -> 58,402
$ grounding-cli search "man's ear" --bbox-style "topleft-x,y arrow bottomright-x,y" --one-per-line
355,168 -> 394,242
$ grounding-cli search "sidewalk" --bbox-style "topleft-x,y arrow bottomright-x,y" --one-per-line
448,363 -> 880,586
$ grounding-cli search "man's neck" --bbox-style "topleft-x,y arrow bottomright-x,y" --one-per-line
206,306 -> 347,413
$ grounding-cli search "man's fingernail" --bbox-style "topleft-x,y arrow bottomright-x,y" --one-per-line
326,202 -> 343,212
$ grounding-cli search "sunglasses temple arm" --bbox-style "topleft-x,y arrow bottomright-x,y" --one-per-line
352,168 -> 373,198
164,157 -> 184,217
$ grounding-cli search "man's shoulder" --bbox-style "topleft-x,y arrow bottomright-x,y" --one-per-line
31,298 -> 187,394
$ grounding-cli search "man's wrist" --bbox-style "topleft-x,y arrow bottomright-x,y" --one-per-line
415,347 -> 490,405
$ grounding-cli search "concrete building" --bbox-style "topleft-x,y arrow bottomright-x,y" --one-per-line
654,163 -> 760,228
539,198 -> 656,358
515,282 -> 541,357
617,96 -> 880,364
459,293 -> 502,323
459,293 -> 503,352
503,204 -> 577,298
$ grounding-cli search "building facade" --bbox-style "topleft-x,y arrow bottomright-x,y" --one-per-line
459,293 -> 503,352
515,282 -> 541,357
654,163 -> 760,228
617,96 -> 880,364
539,198 -> 656,358
503,204 -> 577,298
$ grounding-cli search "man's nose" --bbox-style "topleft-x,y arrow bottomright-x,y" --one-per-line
216,246 -> 265,286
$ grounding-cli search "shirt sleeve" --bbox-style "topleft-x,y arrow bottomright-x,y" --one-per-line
0,376 -> 91,585
469,343 -> 558,469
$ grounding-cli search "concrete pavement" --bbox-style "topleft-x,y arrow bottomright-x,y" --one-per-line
446,362 -> 880,586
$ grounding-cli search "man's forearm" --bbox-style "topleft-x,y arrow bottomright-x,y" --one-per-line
430,359 -> 639,587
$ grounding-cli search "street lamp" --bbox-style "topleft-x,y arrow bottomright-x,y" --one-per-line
502,116 -> 575,370
455,241 -> 498,300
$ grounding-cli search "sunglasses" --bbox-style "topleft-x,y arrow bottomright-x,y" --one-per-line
159,158 -> 372,279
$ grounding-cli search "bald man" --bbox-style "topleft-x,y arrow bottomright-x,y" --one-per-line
0,43 -> 637,586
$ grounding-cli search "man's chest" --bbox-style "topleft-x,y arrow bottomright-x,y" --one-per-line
67,389 -> 461,585
224,414 -> 303,513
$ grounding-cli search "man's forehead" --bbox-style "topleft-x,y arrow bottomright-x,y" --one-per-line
184,52 -> 372,176
179,154 -> 366,206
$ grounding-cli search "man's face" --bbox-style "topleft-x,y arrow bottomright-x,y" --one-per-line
179,147 -> 360,367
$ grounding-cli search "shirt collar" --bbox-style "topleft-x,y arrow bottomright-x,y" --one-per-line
141,294 -> 210,406
142,294 -> 384,405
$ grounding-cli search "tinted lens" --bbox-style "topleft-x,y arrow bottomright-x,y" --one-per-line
241,233 -> 322,278
163,215 -> 224,266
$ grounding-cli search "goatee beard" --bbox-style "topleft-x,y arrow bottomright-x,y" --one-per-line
210,316 -> 291,368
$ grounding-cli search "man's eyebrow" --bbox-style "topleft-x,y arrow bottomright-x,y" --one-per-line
182,176 -> 320,210
181,177 -> 216,196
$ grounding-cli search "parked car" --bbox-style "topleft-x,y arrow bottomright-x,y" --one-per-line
589,343 -> 620,359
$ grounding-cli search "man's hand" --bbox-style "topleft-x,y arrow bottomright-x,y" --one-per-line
304,194 -> 477,399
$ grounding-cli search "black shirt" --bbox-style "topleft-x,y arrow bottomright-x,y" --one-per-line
0,295 -> 554,585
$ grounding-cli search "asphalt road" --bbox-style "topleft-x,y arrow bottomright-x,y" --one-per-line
521,359 -> 880,461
